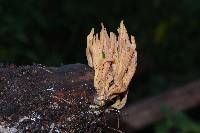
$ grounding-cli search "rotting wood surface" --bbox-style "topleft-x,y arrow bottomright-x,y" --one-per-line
0,64 -> 118,133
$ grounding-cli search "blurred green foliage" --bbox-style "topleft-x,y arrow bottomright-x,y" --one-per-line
155,107 -> 200,133
0,0 -> 199,132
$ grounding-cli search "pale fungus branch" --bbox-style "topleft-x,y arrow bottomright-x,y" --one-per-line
86,21 -> 137,109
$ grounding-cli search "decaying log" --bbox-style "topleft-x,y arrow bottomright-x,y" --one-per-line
0,64 -> 119,133
121,79 -> 200,130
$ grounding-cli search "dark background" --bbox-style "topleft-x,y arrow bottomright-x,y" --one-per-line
0,0 -> 199,132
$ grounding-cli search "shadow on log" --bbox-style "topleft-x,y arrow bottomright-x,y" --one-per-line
0,64 -> 119,133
